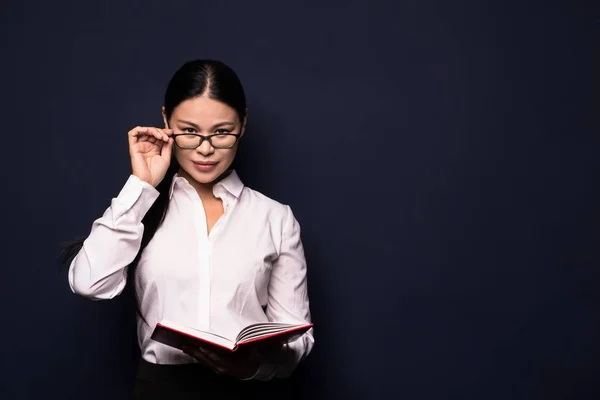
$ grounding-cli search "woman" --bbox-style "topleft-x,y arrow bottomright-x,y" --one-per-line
60,59 -> 314,399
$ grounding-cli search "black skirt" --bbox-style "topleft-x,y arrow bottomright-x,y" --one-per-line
131,358 -> 267,399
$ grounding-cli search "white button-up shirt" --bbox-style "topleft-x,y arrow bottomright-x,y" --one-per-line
68,171 -> 314,380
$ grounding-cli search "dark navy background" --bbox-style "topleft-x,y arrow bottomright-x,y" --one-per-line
0,1 -> 599,398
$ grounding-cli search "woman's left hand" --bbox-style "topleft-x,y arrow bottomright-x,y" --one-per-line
182,343 -> 261,379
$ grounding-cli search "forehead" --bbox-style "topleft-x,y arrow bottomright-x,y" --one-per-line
172,96 -> 238,123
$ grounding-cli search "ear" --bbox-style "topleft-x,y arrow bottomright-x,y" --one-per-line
161,106 -> 169,129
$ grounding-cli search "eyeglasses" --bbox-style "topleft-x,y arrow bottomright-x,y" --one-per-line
171,132 -> 241,149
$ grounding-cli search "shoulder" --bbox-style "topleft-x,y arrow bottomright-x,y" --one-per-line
239,186 -> 292,217
238,186 -> 300,231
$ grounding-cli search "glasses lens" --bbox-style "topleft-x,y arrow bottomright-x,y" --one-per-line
174,134 -> 238,149
211,134 -> 238,148
175,134 -> 200,148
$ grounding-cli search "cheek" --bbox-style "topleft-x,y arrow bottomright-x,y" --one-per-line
173,151 -> 186,169
174,148 -> 186,163
215,149 -> 236,170
225,144 -> 240,163
222,147 -> 238,161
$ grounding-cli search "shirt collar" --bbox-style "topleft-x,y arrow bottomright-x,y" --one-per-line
169,169 -> 244,199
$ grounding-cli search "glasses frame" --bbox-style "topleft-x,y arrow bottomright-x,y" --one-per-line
171,132 -> 242,149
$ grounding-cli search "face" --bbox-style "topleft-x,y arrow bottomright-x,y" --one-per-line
163,95 -> 246,186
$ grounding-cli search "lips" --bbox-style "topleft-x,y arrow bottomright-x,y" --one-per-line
192,161 -> 218,166
192,160 -> 219,172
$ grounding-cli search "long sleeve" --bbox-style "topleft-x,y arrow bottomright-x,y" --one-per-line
68,174 -> 160,300
250,205 -> 315,381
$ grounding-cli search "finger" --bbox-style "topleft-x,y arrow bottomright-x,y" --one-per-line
145,127 -> 162,142
154,128 -> 167,142
161,128 -> 173,141
182,345 -> 218,364
160,137 -> 173,160
192,349 -> 225,375
128,126 -> 148,147
197,347 -> 222,362
153,127 -> 169,142
128,126 -> 145,137
139,135 -> 152,144
140,135 -> 160,146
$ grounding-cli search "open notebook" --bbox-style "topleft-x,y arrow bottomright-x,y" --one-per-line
151,319 -> 313,352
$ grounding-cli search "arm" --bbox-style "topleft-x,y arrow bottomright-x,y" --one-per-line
68,175 -> 160,300
250,205 -> 315,381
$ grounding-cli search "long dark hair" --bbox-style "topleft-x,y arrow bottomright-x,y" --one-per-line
59,59 -> 247,322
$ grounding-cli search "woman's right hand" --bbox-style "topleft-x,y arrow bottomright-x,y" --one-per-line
128,126 -> 174,187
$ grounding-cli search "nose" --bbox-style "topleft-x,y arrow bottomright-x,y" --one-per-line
195,137 -> 215,155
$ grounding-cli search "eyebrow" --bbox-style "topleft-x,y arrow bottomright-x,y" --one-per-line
176,119 -> 236,130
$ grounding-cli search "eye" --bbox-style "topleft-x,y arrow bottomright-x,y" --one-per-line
182,127 -> 197,133
215,129 -> 231,135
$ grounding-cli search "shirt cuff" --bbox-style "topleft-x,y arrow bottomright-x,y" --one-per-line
112,174 -> 160,224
